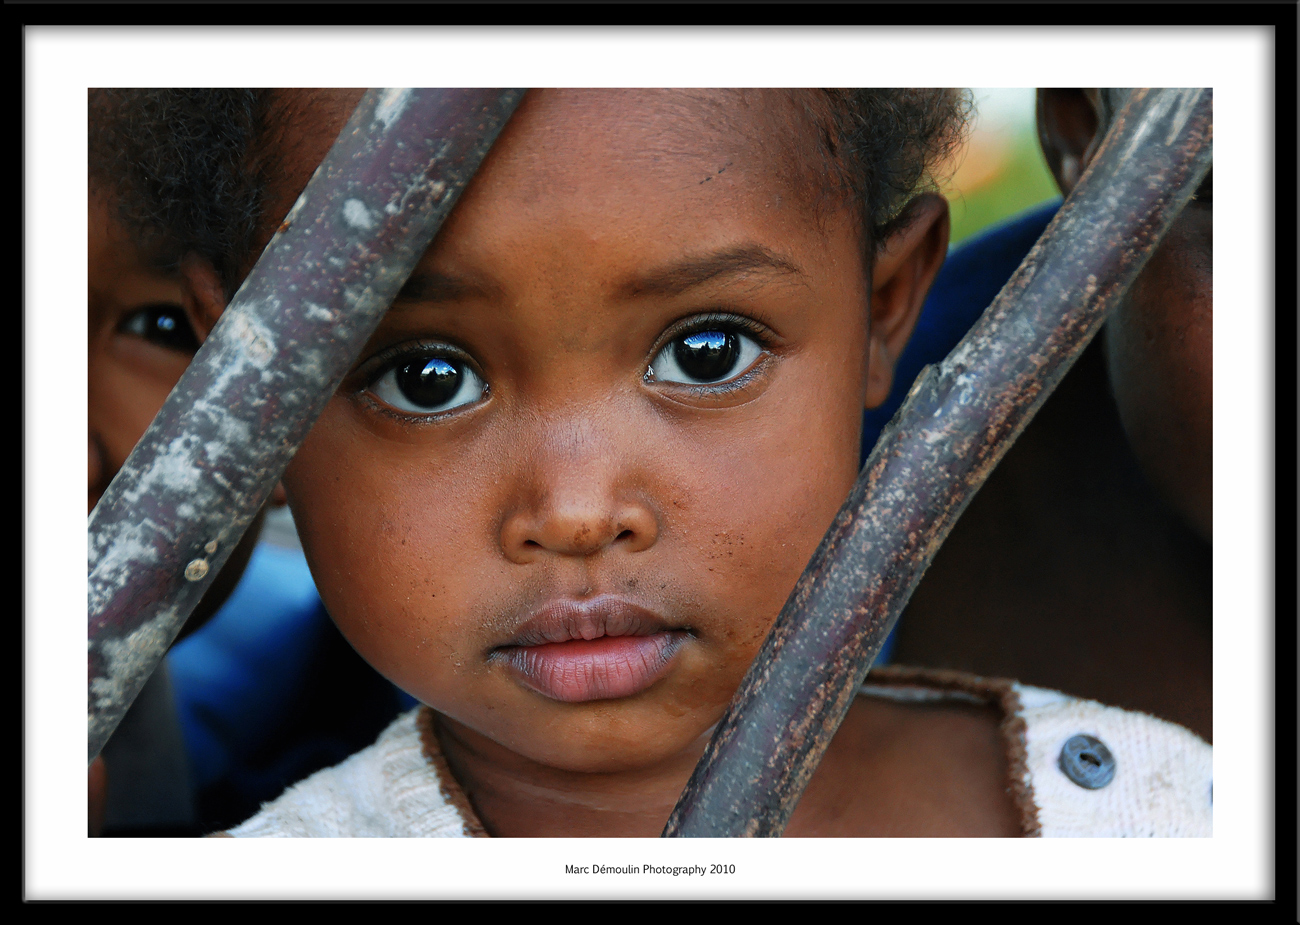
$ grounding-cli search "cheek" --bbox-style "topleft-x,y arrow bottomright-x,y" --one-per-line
1109,218 -> 1212,437
282,411 -> 496,686
667,376 -> 865,656
88,347 -> 190,463
1105,213 -> 1212,533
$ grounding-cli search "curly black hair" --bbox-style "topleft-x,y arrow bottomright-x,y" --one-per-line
89,88 -> 277,295
815,89 -> 971,246
90,88 -> 970,293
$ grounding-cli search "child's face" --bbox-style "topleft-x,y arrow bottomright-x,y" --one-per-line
88,191 -> 197,516
278,90 -> 880,772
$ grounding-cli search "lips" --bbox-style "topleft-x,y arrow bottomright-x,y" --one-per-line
491,596 -> 688,703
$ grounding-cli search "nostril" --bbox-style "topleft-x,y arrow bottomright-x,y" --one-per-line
501,501 -> 658,562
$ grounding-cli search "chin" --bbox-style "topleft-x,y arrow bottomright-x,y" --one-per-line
501,707 -> 715,775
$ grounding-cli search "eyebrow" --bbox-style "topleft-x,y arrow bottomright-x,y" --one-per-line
391,270 -> 495,306
388,244 -> 805,308
620,245 -> 805,299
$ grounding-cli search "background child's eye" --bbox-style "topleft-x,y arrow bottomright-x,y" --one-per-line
368,355 -> 486,416
117,304 -> 201,354
649,329 -> 763,386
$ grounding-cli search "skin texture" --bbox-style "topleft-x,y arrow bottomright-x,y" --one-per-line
186,88 -> 1019,837
891,89 -> 1211,741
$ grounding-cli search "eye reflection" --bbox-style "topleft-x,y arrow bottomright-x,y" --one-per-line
369,354 -> 486,416
650,328 -> 763,386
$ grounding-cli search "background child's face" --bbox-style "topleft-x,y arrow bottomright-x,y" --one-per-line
88,191 -> 196,516
1103,201 -> 1211,541
89,190 -> 260,629
1037,89 -> 1212,542
277,90 -> 879,772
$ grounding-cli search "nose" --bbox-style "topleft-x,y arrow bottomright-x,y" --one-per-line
499,425 -> 659,564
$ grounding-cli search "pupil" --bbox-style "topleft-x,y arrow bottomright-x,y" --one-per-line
136,306 -> 200,353
396,357 -> 461,409
675,331 -> 738,382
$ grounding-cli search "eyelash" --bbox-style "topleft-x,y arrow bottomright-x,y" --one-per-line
667,312 -> 772,346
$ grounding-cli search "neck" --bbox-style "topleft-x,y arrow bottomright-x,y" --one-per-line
433,712 -> 709,837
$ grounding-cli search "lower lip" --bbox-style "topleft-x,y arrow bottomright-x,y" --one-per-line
495,632 -> 688,703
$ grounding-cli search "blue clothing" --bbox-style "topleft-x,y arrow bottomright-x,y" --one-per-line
865,200 -> 1061,664
168,543 -> 415,830
861,200 -> 1062,457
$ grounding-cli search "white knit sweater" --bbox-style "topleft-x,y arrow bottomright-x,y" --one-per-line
222,666 -> 1212,838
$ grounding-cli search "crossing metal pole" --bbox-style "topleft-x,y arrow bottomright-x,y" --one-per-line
663,88 -> 1213,837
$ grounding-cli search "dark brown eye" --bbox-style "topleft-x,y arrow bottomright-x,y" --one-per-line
396,357 -> 462,408
118,304 -> 201,354
674,331 -> 739,382
368,354 -> 486,415
651,328 -> 762,386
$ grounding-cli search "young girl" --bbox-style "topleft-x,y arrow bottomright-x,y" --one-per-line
171,88 -> 1209,838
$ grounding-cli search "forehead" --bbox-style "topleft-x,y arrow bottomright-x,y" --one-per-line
478,89 -> 820,188
88,190 -> 174,299
266,88 -> 836,236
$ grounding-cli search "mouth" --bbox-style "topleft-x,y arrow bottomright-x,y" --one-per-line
490,596 -> 689,703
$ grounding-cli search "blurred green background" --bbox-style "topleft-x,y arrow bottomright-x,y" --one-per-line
943,89 -> 1061,248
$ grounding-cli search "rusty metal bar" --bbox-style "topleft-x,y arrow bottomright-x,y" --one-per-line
88,88 -> 526,764
663,88 -> 1213,837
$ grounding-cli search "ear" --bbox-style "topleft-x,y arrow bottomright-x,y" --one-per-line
1036,88 -> 1104,195
178,253 -> 227,343
864,193 -> 950,409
